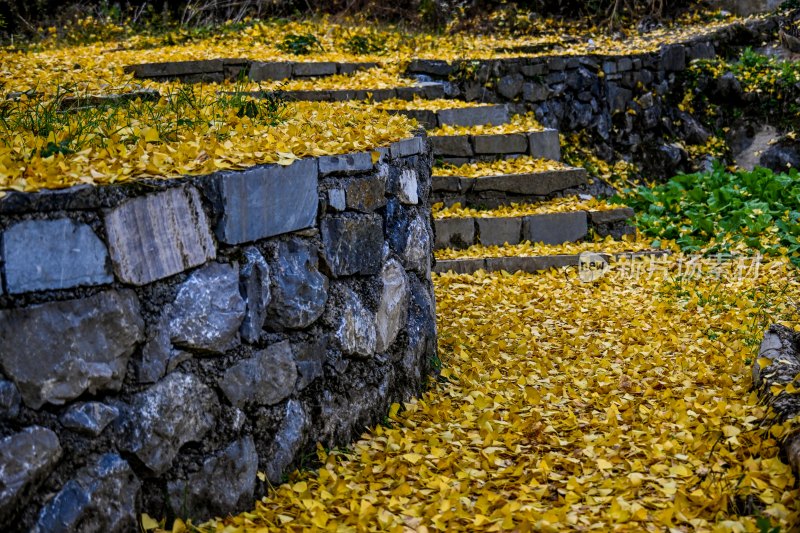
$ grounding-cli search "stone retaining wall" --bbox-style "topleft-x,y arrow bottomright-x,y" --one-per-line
0,136 -> 437,531
406,17 -> 778,177
125,59 -> 379,82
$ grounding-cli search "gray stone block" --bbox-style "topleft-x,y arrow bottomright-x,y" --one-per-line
294,338 -> 326,390
104,186 -> 216,285
0,427 -> 62,524
239,248 -> 271,344
523,82 -> 549,102
121,372 -> 217,475
209,159 -> 318,245
0,290 -> 144,409
34,453 -> 140,533
689,42 -> 716,60
167,436 -> 258,521
437,105 -> 509,128
2,218 -> 113,294
397,169 -> 419,205
328,188 -> 346,211
661,44 -> 686,72
485,254 -> 578,273
338,62 -> 378,75
266,239 -> 328,330
345,176 -> 386,212
0,380 -> 20,419
472,133 -> 528,154
433,217 -> 475,249
497,74 -> 524,99
390,137 -> 426,158
318,152 -> 373,175
521,63 -> 546,77
376,259 -> 410,353
477,217 -> 522,246
470,170 -> 586,195
285,90 -> 331,101
528,129 -> 562,161
522,211 -> 588,245
169,262 -> 246,354
320,214 -> 383,277
403,212 -> 432,273
392,108 -> 437,129
220,341 -> 297,407
265,400 -> 309,484
406,59 -> 453,77
248,61 -> 293,81
431,174 -> 462,193
430,135 -> 473,157
59,402 -> 120,437
432,258 -> 486,274
293,62 -> 337,77
125,59 -> 223,78
589,207 -> 635,225
333,286 -> 377,358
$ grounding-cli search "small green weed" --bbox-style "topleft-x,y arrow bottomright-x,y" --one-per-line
277,33 -> 322,55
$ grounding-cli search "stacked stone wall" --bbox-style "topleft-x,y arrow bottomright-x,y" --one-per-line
0,136 -> 437,531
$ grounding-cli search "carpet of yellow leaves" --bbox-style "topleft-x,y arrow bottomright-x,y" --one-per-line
0,100 -> 415,192
432,197 -> 624,220
193,244 -> 799,532
433,156 -> 570,178
434,234 -> 671,261
374,98 -> 485,111
429,113 -> 543,137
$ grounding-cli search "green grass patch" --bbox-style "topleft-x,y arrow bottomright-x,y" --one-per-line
616,164 -> 800,264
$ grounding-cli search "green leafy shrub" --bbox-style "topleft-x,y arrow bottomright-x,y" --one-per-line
277,33 -> 322,55
617,164 -> 800,263
343,34 -> 383,55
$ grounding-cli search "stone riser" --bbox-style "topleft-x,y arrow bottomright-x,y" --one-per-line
247,83 -> 448,103
434,207 -> 635,249
432,167 -> 587,200
431,129 -> 561,162
124,59 -> 379,82
386,105 -> 509,129
434,250 -> 668,275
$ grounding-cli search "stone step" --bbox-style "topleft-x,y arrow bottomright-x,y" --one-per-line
432,166 -> 588,207
434,249 -> 668,275
385,105 -> 509,129
124,59 -> 379,82
242,83 -> 448,102
431,129 -> 561,163
434,207 -> 635,249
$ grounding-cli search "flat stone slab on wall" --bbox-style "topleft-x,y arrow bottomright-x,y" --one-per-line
124,59 -> 379,82
0,136 -> 437,532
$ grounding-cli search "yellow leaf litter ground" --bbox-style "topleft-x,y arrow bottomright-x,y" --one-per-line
188,240 -> 800,532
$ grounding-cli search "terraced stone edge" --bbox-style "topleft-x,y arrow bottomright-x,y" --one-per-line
0,134 -> 437,530
124,59 -> 379,82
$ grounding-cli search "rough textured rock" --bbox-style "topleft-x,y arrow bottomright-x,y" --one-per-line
265,400 -> 309,484
104,186 -> 216,285
294,337 -> 327,390
760,138 -> 800,174
220,341 -> 297,408
0,380 -> 21,419
208,160 -> 318,245
134,312 -> 178,384
0,290 -> 144,408
168,436 -> 258,521
402,212 -> 432,273
333,286 -> 377,358
0,427 -> 62,524
318,152 -> 373,176
33,453 -> 140,533
397,169 -> 419,205
320,214 -> 384,277
2,218 -> 113,294
266,239 -> 329,329
399,276 -> 438,398
239,248 -> 271,343
121,372 -> 217,474
376,259 -> 410,353
60,402 -> 120,437
169,262 -> 246,354
344,176 -> 386,212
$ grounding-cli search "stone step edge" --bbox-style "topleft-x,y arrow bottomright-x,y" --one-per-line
433,208 -> 635,250
124,59 -> 379,82
433,249 -> 669,274
384,104 -> 509,129
432,167 -> 586,194
233,83 -> 448,102
431,129 -> 561,161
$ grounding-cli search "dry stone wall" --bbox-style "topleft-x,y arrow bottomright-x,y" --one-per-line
407,17 -> 778,177
0,135 -> 437,531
